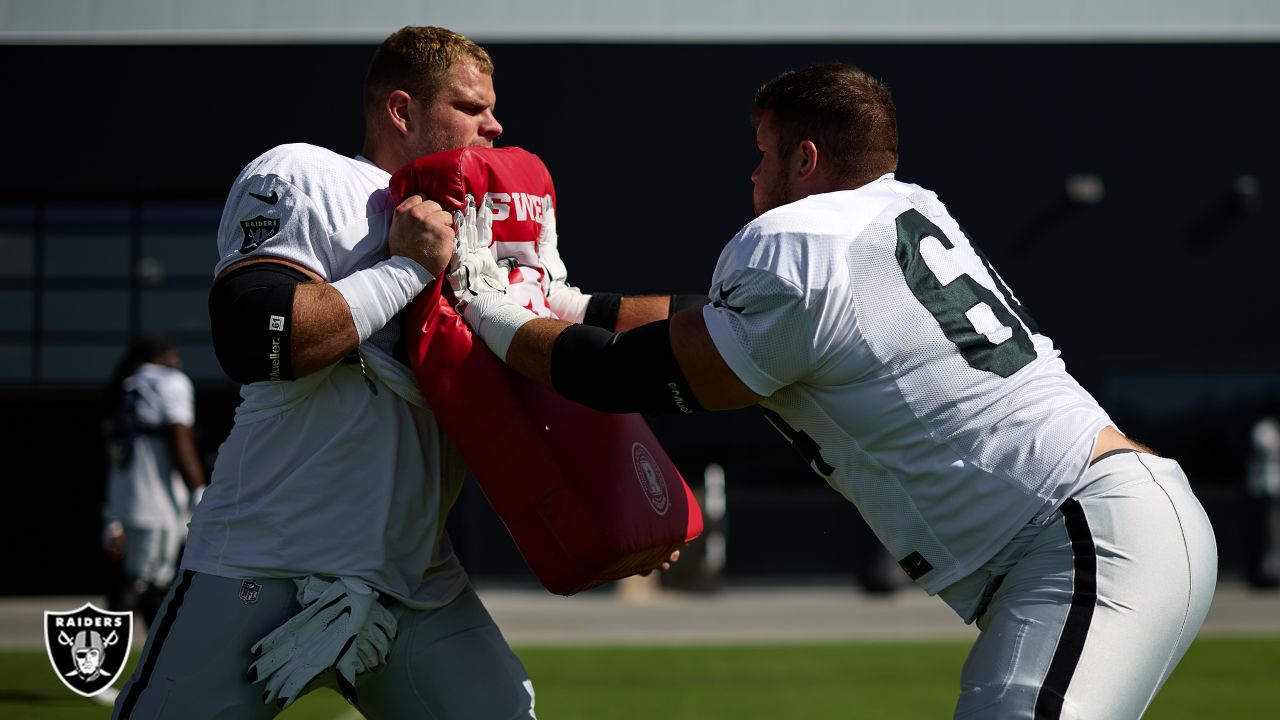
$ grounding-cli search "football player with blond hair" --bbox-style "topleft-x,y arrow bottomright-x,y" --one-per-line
114,27 -> 532,719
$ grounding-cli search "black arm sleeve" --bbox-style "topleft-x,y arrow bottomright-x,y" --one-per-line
584,293 -> 705,330
668,294 -> 708,316
207,263 -> 308,384
549,320 -> 705,415
582,293 -> 623,329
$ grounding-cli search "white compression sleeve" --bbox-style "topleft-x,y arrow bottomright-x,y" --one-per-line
461,293 -> 539,361
331,256 -> 434,343
547,287 -> 590,323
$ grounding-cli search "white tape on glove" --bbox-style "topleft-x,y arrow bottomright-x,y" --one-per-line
535,198 -> 590,322
450,194 -> 538,360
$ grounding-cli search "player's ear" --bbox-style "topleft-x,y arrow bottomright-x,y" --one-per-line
386,90 -> 414,136
794,139 -> 820,182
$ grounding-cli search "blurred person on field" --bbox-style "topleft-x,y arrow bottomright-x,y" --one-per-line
118,26 -> 542,719
1245,415 -> 1280,588
102,334 -> 206,629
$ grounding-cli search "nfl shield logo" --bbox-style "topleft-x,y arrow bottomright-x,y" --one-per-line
44,603 -> 132,698
239,579 -> 262,604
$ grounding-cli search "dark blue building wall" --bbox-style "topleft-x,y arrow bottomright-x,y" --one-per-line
4,43 -> 1277,365
1,42 -> 1275,592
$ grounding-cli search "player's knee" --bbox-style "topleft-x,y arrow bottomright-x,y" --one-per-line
955,683 -> 1081,719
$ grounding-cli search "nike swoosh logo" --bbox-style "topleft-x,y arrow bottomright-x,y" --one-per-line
322,606 -> 352,632
249,190 -> 279,204
713,283 -> 745,313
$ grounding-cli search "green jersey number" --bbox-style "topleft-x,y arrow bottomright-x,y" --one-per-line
894,209 -> 1038,378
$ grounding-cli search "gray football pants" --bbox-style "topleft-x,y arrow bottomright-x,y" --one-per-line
111,573 -> 536,719
950,452 -> 1217,719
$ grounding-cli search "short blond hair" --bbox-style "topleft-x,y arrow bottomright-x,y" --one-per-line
364,26 -> 494,113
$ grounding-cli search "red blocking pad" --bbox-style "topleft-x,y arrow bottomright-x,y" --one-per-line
391,147 -> 703,595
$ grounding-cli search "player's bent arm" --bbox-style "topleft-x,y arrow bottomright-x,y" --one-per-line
503,307 -> 764,414
536,196 -> 703,330
614,294 -> 706,331
563,292 -> 706,330
210,257 -> 436,381
291,279 -> 364,376
209,195 -> 454,382
209,258 -> 360,382
502,317 -> 566,388
614,295 -> 667,330
465,196 -> 729,408
667,306 -> 764,410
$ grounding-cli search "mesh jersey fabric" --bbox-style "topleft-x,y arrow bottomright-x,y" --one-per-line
184,143 -> 468,609
702,175 -> 1112,594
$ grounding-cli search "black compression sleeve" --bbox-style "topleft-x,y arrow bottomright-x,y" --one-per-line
208,263 -> 308,384
549,320 -> 703,415
582,293 -> 623,329
668,294 -> 707,316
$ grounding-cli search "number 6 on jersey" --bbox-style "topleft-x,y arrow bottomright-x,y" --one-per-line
894,209 -> 1038,378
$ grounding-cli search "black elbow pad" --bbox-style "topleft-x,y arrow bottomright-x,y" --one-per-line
549,320 -> 704,415
208,263 -> 308,383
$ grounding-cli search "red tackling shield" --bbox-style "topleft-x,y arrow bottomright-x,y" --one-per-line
391,147 -> 703,596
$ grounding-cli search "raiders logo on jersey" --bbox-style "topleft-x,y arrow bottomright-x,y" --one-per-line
239,215 -> 280,254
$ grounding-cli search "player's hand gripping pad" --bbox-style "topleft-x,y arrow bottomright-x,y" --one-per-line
391,147 -> 703,595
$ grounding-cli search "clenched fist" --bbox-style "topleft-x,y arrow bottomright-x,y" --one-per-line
389,194 -> 455,276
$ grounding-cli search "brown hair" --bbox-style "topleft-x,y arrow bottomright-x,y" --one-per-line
751,64 -> 898,182
364,26 -> 494,114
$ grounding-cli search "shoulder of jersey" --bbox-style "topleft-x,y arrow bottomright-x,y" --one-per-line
237,143 -> 383,193
158,365 -> 194,391
135,362 -> 188,391
232,143 -> 392,233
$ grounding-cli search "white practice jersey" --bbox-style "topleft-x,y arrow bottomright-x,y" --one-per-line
104,362 -> 194,531
702,175 -> 1112,594
184,143 -> 469,609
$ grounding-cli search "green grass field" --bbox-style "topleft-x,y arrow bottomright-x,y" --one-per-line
4,636 -> 1276,718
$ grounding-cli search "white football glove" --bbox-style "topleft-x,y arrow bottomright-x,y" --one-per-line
535,196 -> 565,292
246,576 -> 397,710
448,193 -> 504,302
448,193 -> 538,360
535,196 -> 590,323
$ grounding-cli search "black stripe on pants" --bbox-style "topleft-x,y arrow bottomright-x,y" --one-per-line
117,569 -> 197,719
1034,499 -> 1098,719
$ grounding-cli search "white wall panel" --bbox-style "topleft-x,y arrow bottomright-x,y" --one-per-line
3,0 -> 1279,43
